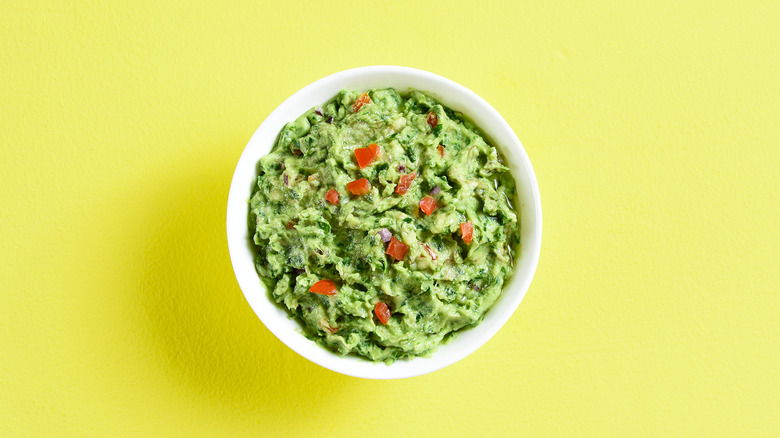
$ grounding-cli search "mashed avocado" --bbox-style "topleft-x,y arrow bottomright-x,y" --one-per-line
249,88 -> 520,363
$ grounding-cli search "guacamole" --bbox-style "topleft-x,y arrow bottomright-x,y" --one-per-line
249,88 -> 520,363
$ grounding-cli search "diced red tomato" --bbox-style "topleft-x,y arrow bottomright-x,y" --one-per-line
374,302 -> 391,325
309,279 -> 337,296
395,172 -> 416,195
438,144 -> 444,157
427,112 -> 438,128
325,188 -> 340,205
385,236 -> 409,261
346,178 -> 371,196
353,92 -> 370,112
422,242 -> 438,260
355,143 -> 379,169
460,221 -> 473,245
419,196 -> 437,215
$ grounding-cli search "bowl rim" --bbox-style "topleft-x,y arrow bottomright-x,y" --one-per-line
226,65 -> 542,379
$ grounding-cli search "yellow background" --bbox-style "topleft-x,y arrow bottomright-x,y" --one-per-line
2,1 -> 778,436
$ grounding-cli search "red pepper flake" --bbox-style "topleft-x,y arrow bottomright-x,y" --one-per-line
438,144 -> 444,157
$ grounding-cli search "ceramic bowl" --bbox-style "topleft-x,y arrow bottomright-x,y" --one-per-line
226,66 -> 542,379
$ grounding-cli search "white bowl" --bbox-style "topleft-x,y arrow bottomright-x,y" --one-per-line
227,66 -> 542,379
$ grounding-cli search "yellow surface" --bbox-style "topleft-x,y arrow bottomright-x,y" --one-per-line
1,1 -> 778,436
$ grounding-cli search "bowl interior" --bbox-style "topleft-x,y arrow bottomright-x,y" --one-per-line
226,66 -> 542,379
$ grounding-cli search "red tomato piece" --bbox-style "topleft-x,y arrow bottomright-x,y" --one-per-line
427,112 -> 438,128
460,221 -> 473,245
346,178 -> 371,196
374,302 -> 391,325
395,172 -> 416,195
419,196 -> 437,215
309,279 -> 337,296
385,236 -> 409,261
325,188 -> 340,205
353,92 -> 370,112
355,143 -> 379,169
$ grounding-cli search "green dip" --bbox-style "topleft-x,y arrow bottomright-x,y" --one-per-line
249,88 -> 520,363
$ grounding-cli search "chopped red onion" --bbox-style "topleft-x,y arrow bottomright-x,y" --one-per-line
422,243 -> 438,260
398,165 -> 406,172
378,228 -> 392,242
430,186 -> 441,195
326,116 -> 334,124
283,173 -> 289,186
314,107 -> 323,116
